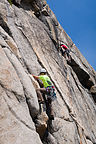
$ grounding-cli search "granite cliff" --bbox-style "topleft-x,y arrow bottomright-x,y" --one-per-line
0,0 -> 96,144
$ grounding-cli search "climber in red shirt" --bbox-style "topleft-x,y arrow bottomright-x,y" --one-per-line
59,44 -> 71,61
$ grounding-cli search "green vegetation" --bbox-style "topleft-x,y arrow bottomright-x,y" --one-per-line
8,0 -> 12,5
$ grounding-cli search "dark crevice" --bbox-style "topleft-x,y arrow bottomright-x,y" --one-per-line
0,16 -> 12,38
86,136 -> 92,141
68,58 -> 94,90
71,70 -> 83,94
21,0 -> 41,12
12,0 -> 21,7
91,94 -> 96,103
67,58 -> 96,104
7,0 -> 21,7
86,136 -> 96,144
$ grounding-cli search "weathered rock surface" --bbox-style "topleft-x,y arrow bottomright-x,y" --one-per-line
0,0 -> 96,144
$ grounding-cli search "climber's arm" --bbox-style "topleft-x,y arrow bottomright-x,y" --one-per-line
32,75 -> 39,80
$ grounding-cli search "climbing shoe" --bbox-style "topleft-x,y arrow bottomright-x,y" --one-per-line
38,100 -> 44,104
49,115 -> 54,120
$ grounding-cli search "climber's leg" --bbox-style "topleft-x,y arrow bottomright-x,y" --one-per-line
66,49 -> 71,62
46,98 -> 54,120
63,51 -> 66,58
60,48 -> 64,56
36,88 -> 46,103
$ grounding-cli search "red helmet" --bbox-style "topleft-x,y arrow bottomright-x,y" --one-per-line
60,44 -> 68,49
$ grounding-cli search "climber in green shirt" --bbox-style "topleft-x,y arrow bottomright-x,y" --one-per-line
33,68 -> 56,120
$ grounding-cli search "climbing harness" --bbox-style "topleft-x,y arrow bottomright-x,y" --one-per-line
46,86 -> 57,101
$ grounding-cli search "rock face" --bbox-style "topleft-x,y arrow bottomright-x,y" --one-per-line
0,0 -> 96,144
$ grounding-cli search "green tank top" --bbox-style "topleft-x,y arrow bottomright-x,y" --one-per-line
39,75 -> 52,88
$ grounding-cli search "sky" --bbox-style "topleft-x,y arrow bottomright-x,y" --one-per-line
47,0 -> 96,70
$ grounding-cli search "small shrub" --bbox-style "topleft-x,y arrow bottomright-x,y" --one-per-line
7,0 -> 12,5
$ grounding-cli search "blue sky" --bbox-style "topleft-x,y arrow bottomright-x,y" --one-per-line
47,0 -> 96,70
